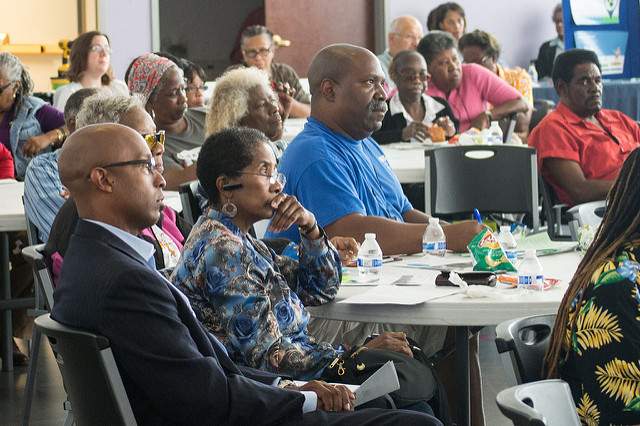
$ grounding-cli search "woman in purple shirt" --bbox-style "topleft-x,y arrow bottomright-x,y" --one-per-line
417,31 -> 528,133
0,53 -> 65,178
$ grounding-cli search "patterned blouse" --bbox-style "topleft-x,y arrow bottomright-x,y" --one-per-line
171,207 -> 343,380
560,241 -> 640,425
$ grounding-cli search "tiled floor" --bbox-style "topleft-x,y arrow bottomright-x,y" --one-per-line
1,327 -> 515,425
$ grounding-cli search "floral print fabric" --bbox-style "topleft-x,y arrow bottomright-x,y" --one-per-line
561,241 -> 640,425
171,208 -> 343,380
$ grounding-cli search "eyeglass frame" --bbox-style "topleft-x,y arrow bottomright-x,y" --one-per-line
397,70 -> 429,82
238,170 -> 286,186
242,46 -> 274,59
89,44 -> 112,55
142,130 -> 165,151
96,157 -> 160,176
390,32 -> 422,43
186,84 -> 209,93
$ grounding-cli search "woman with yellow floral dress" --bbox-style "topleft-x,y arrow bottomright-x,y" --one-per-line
546,148 -> 640,425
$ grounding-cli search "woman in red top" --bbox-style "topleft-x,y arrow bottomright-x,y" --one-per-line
0,143 -> 14,179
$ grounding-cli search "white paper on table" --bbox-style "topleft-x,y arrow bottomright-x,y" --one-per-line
403,254 -> 473,270
339,284 -> 460,305
342,270 -> 424,287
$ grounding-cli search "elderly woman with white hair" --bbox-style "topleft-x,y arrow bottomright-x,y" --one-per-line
126,53 -> 206,189
207,67 -> 292,159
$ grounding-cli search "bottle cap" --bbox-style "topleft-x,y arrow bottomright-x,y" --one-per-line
500,225 -> 511,232
364,233 -> 376,239
428,217 -> 439,225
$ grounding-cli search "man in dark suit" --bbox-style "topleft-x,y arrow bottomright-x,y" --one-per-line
51,123 -> 438,425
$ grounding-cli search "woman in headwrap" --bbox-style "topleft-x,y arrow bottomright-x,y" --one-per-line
126,53 -> 206,190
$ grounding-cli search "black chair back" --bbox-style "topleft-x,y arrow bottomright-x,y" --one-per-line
178,180 -> 203,226
495,314 -> 556,384
424,145 -> 540,231
35,314 -> 137,426
538,176 -> 573,241
21,244 -> 54,310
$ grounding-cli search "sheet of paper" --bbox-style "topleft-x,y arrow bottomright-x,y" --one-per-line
339,283 -> 460,305
354,361 -> 400,407
341,269 -> 424,287
403,254 -> 473,270
516,232 -> 577,256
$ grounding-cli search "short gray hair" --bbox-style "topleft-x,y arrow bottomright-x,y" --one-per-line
417,31 -> 458,66
76,93 -> 145,128
206,67 -> 274,137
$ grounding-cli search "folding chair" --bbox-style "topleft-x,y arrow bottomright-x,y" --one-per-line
496,379 -> 580,425
21,244 -> 72,426
178,180 -> 203,226
495,314 -> 556,384
35,314 -> 137,426
424,145 -> 540,231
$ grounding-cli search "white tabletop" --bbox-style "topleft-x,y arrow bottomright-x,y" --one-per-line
0,180 -> 26,232
382,144 -> 429,184
307,251 -> 580,326
282,118 -> 307,142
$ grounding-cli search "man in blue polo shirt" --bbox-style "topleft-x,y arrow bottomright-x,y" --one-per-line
268,43 -> 481,255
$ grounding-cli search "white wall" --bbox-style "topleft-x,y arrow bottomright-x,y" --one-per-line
384,0 -> 560,68
98,0 -> 153,80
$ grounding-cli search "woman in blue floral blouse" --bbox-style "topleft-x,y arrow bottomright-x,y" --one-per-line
546,148 -> 640,425
171,127 -> 418,381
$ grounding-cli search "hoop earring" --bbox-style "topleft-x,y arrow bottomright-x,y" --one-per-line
221,201 -> 237,218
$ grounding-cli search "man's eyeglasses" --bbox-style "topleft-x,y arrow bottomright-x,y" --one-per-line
243,46 -> 273,59
392,32 -> 422,43
398,70 -> 429,82
89,44 -> 112,55
142,130 -> 165,151
0,81 -> 15,96
186,84 -> 208,93
100,157 -> 159,174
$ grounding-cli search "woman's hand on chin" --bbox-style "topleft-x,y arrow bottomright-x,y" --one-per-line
267,193 -> 315,234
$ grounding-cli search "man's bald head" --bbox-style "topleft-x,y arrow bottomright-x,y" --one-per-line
308,44 -> 377,97
388,16 -> 423,55
59,123 -> 145,196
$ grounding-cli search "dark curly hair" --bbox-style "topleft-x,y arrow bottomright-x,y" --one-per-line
197,127 -> 269,204
551,49 -> 601,87
458,30 -> 501,63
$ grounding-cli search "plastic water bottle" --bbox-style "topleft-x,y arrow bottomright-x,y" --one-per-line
422,217 -> 447,257
517,249 -> 544,291
488,121 -> 504,144
498,226 -> 518,264
357,233 -> 383,282
528,61 -> 538,84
